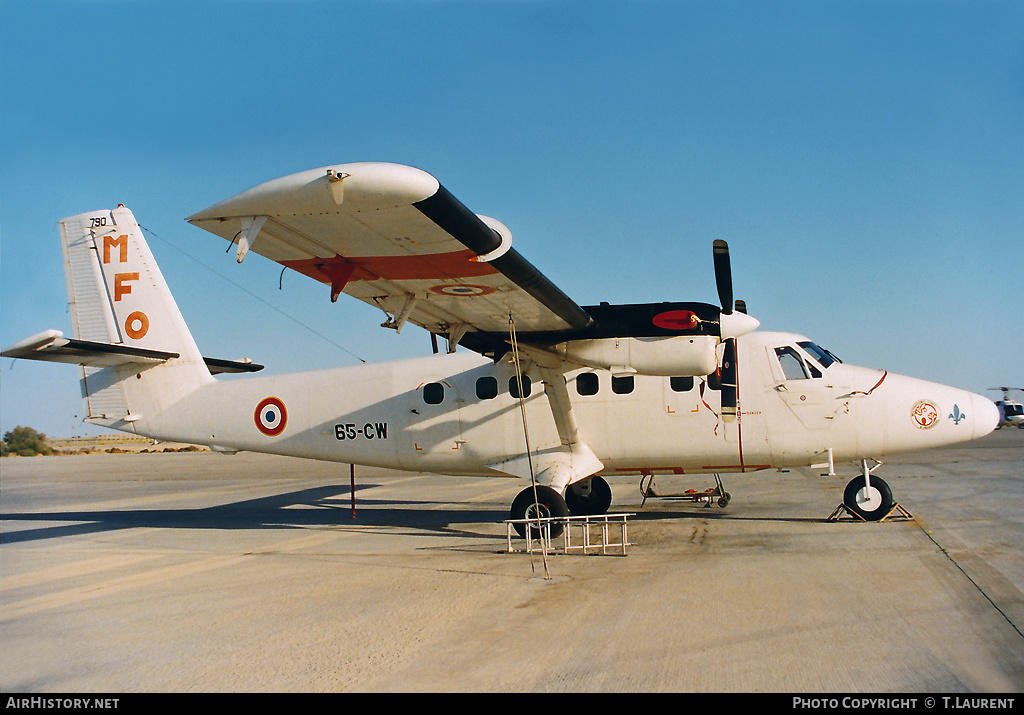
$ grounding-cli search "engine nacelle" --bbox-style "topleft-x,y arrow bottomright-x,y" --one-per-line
555,335 -> 718,377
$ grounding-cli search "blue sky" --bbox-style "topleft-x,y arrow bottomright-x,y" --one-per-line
2,0 -> 1022,438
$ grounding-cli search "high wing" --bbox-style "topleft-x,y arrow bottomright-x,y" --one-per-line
187,163 -> 593,351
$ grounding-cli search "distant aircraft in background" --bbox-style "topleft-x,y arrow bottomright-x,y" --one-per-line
989,387 -> 1024,429
2,163 -> 999,536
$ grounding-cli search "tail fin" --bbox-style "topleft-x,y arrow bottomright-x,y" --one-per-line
59,206 -> 213,429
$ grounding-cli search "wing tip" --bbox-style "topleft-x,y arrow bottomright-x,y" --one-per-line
187,162 -> 440,223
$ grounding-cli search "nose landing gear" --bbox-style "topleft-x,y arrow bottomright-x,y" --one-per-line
842,473 -> 894,521
830,458 -> 911,522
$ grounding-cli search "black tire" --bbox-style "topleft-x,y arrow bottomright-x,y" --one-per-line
564,476 -> 613,516
510,485 -> 569,539
843,475 -> 894,521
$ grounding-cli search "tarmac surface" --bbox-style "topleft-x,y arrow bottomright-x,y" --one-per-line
1,429 -> 1022,693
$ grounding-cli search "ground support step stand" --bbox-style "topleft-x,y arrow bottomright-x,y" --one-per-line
827,503 -> 914,522
505,513 -> 634,556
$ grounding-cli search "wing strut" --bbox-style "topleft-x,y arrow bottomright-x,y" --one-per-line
490,316 -> 603,491
537,366 -> 603,484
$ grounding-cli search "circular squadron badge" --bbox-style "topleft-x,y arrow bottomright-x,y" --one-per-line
911,399 -> 940,429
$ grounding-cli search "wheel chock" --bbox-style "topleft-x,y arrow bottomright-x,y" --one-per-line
827,503 -> 914,522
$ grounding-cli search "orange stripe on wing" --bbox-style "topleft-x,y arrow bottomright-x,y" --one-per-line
282,249 -> 499,287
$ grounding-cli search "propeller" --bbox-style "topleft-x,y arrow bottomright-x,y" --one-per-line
713,239 -> 733,315
712,240 -> 746,423
720,335 -> 738,422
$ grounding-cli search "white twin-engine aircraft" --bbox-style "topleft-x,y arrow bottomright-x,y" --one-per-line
3,163 -> 999,536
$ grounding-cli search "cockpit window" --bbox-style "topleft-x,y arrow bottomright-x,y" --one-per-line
775,346 -> 810,380
797,341 -> 841,369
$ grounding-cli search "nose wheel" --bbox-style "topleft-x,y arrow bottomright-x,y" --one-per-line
842,474 -> 894,521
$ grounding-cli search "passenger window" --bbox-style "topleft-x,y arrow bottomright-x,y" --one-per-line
422,382 -> 444,404
476,376 -> 498,400
611,375 -> 634,395
670,376 -> 694,392
576,372 -> 599,396
509,375 -> 532,399
775,347 -> 809,380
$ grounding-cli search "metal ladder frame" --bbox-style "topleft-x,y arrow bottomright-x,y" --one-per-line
505,513 -> 634,555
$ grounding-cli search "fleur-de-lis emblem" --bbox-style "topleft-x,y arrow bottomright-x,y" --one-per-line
949,404 -> 966,425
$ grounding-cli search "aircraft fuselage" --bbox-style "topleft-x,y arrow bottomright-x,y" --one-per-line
133,330 -> 998,480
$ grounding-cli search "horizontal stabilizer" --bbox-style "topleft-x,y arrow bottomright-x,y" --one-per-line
1,330 -> 263,374
201,356 -> 265,375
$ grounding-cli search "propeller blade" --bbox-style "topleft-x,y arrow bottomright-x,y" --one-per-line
721,337 -> 738,422
734,299 -> 747,314
713,239 -> 733,314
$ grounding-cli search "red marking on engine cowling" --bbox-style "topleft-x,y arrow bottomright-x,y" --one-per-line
652,310 -> 698,331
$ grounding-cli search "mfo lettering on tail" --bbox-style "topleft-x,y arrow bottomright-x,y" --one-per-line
124,311 -> 149,339
102,233 -> 128,263
102,234 -> 138,300
113,272 -> 139,301
99,231 -> 148,339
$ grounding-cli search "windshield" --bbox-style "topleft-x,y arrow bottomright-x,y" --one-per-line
798,341 -> 841,369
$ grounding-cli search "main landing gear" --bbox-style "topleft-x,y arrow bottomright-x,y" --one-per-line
510,485 -> 569,539
564,476 -> 613,516
509,476 -> 613,539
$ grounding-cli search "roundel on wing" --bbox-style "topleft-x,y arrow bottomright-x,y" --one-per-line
255,396 -> 288,436
429,284 -> 496,297
652,310 -> 698,331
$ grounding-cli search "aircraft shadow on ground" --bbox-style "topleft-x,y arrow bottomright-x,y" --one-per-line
1,482 -> 836,546
0,483 -> 514,545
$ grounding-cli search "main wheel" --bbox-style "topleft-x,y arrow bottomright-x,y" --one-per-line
510,485 -> 569,539
843,475 -> 894,521
564,476 -> 613,516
